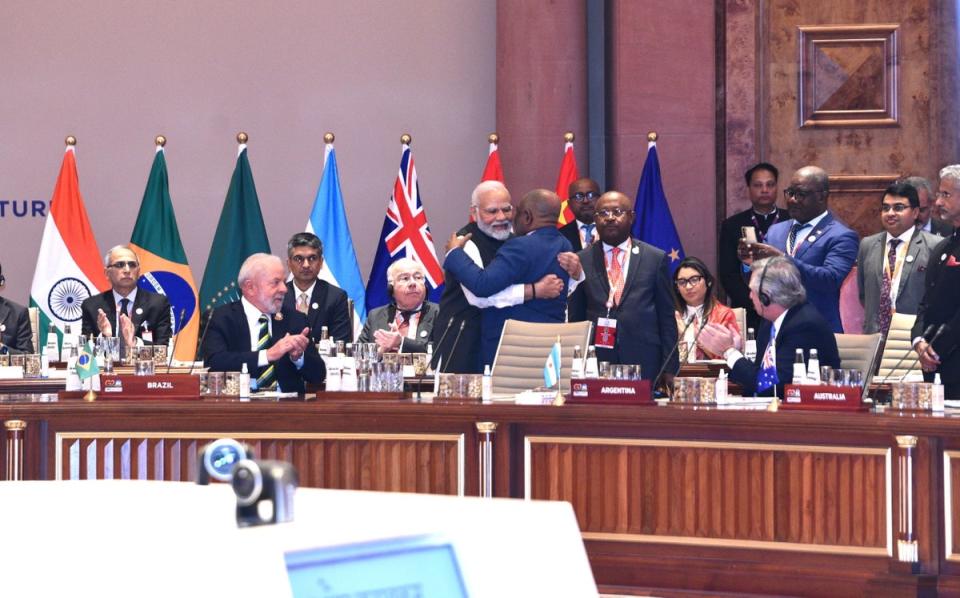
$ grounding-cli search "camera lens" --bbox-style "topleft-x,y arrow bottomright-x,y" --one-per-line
231,460 -> 262,506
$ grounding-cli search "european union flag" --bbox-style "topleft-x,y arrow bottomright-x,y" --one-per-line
631,140 -> 685,273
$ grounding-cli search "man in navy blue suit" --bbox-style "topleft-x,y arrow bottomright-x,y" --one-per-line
443,188 -> 572,369
742,165 -> 858,332
202,253 -> 325,393
698,256 -> 840,397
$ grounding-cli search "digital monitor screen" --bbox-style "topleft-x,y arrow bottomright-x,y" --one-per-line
285,534 -> 469,598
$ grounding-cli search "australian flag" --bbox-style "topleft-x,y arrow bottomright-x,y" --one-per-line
631,139 -> 685,274
756,337 -> 779,393
365,142 -> 444,311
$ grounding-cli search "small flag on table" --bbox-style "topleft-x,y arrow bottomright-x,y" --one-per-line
76,341 -> 99,380
543,339 -> 562,388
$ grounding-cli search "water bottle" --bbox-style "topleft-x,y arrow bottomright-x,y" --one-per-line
482,364 -> 493,403
806,348 -> 820,384
60,324 -> 76,362
318,326 -> 332,355
933,373 -> 945,412
584,346 -> 599,378
239,363 -> 250,398
571,345 -> 584,379
792,348 -> 806,385
744,328 -> 757,361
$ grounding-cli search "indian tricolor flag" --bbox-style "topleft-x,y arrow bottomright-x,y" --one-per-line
29,141 -> 109,350
130,142 -> 199,362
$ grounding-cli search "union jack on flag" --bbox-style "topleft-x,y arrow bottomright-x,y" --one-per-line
365,142 -> 444,312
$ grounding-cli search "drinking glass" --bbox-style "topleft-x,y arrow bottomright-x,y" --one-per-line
598,361 -> 611,379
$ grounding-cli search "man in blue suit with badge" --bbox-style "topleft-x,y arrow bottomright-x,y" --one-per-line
741,165 -> 858,332
443,188 -> 572,370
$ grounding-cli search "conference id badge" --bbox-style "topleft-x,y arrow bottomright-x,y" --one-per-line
595,317 -> 617,349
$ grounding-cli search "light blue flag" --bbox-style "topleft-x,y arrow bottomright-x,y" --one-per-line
631,140 -> 686,274
543,340 -> 562,388
307,144 -> 367,339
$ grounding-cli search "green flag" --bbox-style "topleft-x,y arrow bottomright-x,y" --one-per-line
130,147 -> 200,361
199,147 -> 270,312
76,341 -> 99,380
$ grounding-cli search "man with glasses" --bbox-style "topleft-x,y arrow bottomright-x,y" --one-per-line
282,232 -> 352,344
741,165 -> 858,333
903,176 -> 954,237
856,183 -> 938,335
81,245 -> 172,347
432,181 -> 564,372
718,162 -> 783,331
559,178 -> 601,251
358,258 -> 439,353
913,164 -> 960,400
566,191 -> 678,382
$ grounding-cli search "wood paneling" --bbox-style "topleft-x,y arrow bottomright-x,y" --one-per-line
527,437 -> 888,552
56,432 -> 464,495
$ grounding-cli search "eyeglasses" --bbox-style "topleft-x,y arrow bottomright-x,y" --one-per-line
290,254 -> 321,265
108,261 -> 138,270
596,207 -> 631,219
783,187 -> 818,200
477,205 -> 513,216
879,203 -> 912,213
675,275 -> 704,289
394,273 -> 426,284
569,191 -> 600,203
937,190 -> 953,199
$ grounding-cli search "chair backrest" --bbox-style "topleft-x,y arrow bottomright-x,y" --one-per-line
28,306 -> 39,353
835,332 -> 883,390
875,312 -> 919,383
732,307 -> 746,338
491,319 -> 593,395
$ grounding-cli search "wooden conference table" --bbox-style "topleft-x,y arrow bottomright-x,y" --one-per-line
1,389 -> 958,596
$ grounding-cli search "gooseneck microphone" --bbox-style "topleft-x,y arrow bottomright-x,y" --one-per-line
441,321 -> 467,373
165,308 -> 188,374
188,307 -> 216,377
896,324 -> 947,381
652,313 -> 697,392
429,317 -> 456,371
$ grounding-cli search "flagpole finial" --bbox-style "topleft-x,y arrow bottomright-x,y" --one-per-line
323,132 -> 335,144
400,133 -> 412,145
488,133 -> 499,145
65,135 -> 77,146
155,135 -> 166,147
236,131 -> 248,144
647,131 -> 658,142
563,131 -> 575,143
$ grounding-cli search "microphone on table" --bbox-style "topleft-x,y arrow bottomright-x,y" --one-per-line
188,307 -> 215,377
896,324 -> 946,381
428,317 -> 456,372
652,313 -> 697,394
442,321 -> 467,374
165,308 -> 187,374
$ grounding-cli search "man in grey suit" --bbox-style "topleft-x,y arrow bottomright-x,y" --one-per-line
358,258 -> 439,353
857,182 -> 939,335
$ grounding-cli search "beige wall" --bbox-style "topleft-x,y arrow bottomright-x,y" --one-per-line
0,1 -> 495,302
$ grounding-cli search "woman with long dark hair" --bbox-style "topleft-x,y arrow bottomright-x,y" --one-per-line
672,256 -> 740,361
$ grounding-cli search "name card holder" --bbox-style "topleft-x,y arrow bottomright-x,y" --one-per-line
65,374 -> 201,401
567,378 -> 654,406
781,384 -> 866,412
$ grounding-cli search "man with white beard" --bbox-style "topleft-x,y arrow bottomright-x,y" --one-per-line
431,181 -> 564,373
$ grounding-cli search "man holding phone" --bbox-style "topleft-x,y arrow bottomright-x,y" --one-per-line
717,162 -> 784,330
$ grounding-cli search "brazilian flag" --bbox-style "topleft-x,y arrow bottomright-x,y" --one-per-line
76,341 -> 99,380
131,145 -> 200,361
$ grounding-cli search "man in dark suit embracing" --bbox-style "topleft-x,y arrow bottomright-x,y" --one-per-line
202,253 -> 324,393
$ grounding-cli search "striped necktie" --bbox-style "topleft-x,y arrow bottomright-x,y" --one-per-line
255,314 -> 276,390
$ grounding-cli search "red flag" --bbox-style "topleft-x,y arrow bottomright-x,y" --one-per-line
481,141 -> 504,183
555,140 -> 578,227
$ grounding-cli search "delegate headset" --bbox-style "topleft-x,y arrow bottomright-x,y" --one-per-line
757,259 -> 771,307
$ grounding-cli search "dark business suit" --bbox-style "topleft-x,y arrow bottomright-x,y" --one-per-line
0,297 -> 34,354
925,218 -> 955,238
282,280 -> 352,343
201,301 -> 325,393
559,220 -> 589,252
444,226 -> 572,369
766,212 -> 858,333
80,289 -> 172,346
857,229 -> 938,334
357,301 -> 439,353
567,239 -> 678,381
718,207 -> 786,331
912,232 -> 960,398
729,301 -> 840,397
